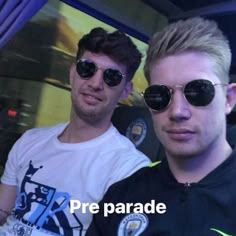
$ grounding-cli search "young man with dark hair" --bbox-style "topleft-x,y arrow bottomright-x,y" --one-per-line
0,27 -> 150,235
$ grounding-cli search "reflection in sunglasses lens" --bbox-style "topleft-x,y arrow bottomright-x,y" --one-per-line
185,80 -> 215,106
144,85 -> 171,111
104,69 -> 122,87
77,60 -> 96,78
76,59 -> 123,87
144,79 -> 216,112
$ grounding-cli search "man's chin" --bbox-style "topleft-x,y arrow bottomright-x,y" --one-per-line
165,146 -> 202,160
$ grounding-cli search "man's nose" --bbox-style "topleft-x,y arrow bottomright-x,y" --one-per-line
168,90 -> 191,122
87,69 -> 104,90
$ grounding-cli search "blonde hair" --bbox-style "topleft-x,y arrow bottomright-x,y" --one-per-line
144,17 -> 231,83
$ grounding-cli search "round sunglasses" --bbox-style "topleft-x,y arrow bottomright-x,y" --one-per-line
76,59 -> 125,87
143,79 -> 228,112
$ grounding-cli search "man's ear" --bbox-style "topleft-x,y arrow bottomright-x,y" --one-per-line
120,81 -> 133,100
225,83 -> 236,114
69,63 -> 76,85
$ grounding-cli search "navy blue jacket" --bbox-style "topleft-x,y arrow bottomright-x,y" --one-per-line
86,148 -> 236,236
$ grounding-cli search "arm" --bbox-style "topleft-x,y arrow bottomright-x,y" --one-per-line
0,183 -> 16,225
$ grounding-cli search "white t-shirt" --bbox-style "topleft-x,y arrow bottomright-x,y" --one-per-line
0,123 -> 150,236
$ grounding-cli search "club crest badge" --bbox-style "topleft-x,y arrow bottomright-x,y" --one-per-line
117,213 -> 149,236
126,118 -> 147,147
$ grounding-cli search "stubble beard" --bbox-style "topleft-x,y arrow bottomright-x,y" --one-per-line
71,99 -> 105,124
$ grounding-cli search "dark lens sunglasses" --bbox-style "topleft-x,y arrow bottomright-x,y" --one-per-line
76,59 -> 125,87
143,79 -> 228,112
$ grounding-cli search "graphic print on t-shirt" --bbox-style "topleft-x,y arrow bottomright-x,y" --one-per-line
14,160 -> 83,236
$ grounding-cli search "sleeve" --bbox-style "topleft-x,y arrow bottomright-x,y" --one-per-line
116,151 -> 150,180
0,133 -> 26,185
105,150 -> 150,192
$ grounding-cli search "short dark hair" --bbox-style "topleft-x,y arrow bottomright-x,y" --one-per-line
76,27 -> 142,81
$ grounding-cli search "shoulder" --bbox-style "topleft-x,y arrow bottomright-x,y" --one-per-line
108,125 -> 135,146
105,162 -> 163,201
99,126 -> 150,162
14,123 -> 68,148
108,126 -> 147,156
98,127 -> 152,191
115,161 -> 162,186
21,123 -> 67,139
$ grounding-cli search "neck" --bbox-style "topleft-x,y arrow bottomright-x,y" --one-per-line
166,140 -> 233,183
58,116 -> 111,143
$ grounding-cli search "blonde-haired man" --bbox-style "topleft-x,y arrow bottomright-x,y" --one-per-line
86,17 -> 236,235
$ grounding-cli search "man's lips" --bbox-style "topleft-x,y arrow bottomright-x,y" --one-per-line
166,128 -> 195,133
82,92 -> 103,102
165,128 -> 195,140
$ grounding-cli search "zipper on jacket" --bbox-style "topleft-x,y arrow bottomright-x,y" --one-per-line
180,182 -> 191,206
181,183 -> 191,236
